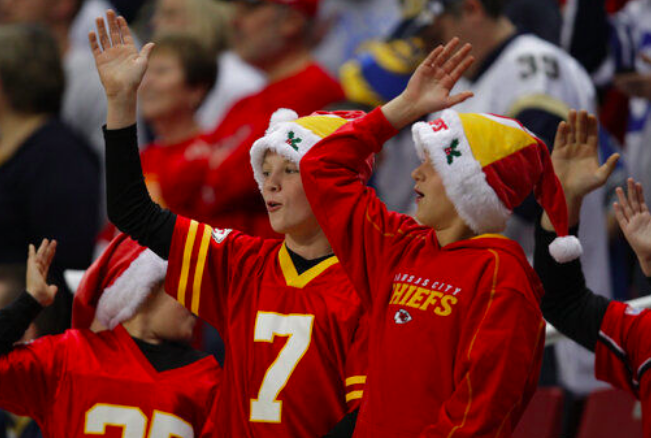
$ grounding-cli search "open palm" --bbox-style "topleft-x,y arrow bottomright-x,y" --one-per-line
89,10 -> 154,98
401,38 -> 474,117
551,110 -> 619,200
614,179 -> 651,275
26,239 -> 58,307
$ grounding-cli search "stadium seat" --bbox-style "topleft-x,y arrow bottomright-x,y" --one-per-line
576,388 -> 643,438
513,387 -> 564,438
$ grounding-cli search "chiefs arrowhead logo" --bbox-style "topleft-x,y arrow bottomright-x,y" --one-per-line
212,228 -> 232,244
394,309 -> 413,324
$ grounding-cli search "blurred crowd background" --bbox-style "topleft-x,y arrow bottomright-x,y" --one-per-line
0,0 -> 649,436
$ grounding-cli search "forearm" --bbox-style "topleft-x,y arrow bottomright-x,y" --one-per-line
104,125 -> 176,259
534,220 -> 610,350
0,292 -> 43,356
107,95 -> 137,130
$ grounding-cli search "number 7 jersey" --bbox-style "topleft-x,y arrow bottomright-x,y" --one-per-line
165,216 -> 369,438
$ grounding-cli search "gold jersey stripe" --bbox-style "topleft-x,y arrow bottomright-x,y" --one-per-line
345,376 -> 367,386
346,390 -> 364,402
178,220 -> 199,308
192,225 -> 212,315
278,243 -> 340,289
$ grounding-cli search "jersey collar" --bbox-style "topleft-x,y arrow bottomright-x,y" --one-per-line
278,243 -> 339,288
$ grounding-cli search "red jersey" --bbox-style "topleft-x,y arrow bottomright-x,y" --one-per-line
595,301 -> 651,435
181,63 -> 344,237
141,133 -> 214,215
0,324 -> 220,437
164,216 -> 368,438
301,109 -> 546,438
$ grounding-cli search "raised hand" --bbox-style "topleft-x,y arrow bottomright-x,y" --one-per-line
541,110 -> 619,230
551,110 -> 619,202
614,179 -> 651,276
89,10 -> 154,99
382,38 -> 474,130
26,239 -> 58,307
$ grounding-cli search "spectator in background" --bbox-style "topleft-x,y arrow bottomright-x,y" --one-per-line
149,0 -> 264,131
0,25 -> 99,332
139,35 -> 218,218
0,0 -> 108,159
169,0 -> 345,237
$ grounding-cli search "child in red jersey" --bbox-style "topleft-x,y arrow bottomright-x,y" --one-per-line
0,235 -> 221,437
91,11 -> 368,438
300,39 -> 584,437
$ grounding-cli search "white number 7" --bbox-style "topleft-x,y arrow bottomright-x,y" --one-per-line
250,312 -> 315,423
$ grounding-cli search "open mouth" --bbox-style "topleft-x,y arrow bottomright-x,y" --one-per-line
414,189 -> 424,203
266,201 -> 282,212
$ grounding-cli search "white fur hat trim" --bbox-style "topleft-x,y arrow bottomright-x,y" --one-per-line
412,110 -> 511,234
95,249 -> 168,329
549,235 -> 583,263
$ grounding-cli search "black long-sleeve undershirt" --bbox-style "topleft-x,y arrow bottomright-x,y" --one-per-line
534,221 -> 611,351
104,125 -> 175,259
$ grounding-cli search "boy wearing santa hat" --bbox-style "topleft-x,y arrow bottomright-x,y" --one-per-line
0,235 -> 221,437
298,39 -> 618,437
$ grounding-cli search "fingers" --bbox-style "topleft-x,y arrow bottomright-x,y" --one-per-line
89,31 -> 101,56
118,16 -> 134,46
614,202 -> 628,228
139,42 -> 156,62
107,10 -> 122,46
586,113 -> 599,149
449,51 -> 474,83
596,153 -> 620,185
447,91 -> 474,107
637,182 -> 649,213
628,178 -> 641,213
95,15 -> 111,51
567,110 -> 577,146
576,110 -> 588,145
616,185 -> 633,220
28,244 -> 36,261
554,121 -> 568,150
444,43 -> 472,75
434,38 -> 460,69
44,240 -> 57,272
423,45 -> 445,68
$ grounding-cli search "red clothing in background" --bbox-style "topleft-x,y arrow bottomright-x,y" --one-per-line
184,63 -> 344,237
164,216 -> 368,438
596,301 -> 651,435
141,133 -> 213,213
301,109 -> 546,438
0,324 -> 220,437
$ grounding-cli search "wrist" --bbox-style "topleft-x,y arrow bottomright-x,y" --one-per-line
26,288 -> 49,307
107,95 -> 138,130
381,95 -> 422,131
565,194 -> 584,228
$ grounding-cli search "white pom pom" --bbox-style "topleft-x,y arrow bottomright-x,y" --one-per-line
549,235 -> 583,263
269,108 -> 298,127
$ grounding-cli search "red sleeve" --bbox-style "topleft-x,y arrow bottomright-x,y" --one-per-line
344,312 -> 370,413
595,301 -> 651,394
421,253 -> 546,438
0,334 -> 64,422
301,108 -> 426,308
164,215 -> 267,338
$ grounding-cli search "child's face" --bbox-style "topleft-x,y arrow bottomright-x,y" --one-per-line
411,155 -> 459,229
261,151 -> 320,237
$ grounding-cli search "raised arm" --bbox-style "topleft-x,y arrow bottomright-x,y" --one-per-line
301,39 -> 474,306
535,110 -> 619,350
90,11 -> 175,258
614,179 -> 651,280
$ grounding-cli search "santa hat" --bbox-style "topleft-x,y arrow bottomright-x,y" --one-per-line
412,110 -> 582,263
72,233 -> 168,329
250,109 -> 371,190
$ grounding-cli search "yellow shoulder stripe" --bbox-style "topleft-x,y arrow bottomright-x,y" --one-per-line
192,225 -> 212,315
346,390 -> 364,402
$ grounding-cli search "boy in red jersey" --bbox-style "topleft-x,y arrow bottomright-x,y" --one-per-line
91,11 -> 368,438
0,235 -> 221,437
300,39 -> 585,437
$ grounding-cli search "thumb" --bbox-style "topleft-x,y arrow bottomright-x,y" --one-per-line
139,42 -> 155,62
596,153 -> 620,184
48,285 -> 59,297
